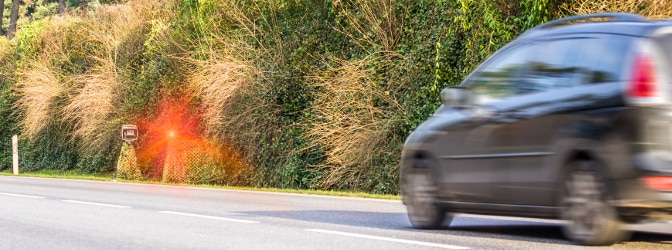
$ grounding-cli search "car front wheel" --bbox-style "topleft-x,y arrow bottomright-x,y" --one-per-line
403,163 -> 449,229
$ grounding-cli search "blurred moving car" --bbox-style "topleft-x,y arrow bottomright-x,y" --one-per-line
400,13 -> 672,246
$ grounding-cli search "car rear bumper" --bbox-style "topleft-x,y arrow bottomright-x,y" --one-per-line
614,200 -> 672,221
612,178 -> 672,221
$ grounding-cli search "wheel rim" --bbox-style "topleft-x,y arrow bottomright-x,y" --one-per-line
406,170 -> 439,224
563,170 -> 605,239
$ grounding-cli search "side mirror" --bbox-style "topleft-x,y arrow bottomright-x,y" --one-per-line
440,87 -> 469,107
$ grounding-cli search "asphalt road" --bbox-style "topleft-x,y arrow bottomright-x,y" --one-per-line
0,176 -> 671,249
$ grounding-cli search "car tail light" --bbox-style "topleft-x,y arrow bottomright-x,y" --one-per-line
640,176 -> 672,191
628,54 -> 657,98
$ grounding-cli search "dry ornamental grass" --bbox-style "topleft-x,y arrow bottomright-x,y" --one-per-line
566,0 -> 672,18
17,61 -> 65,139
308,54 -> 404,190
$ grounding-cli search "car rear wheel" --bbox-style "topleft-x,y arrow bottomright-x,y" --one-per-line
561,160 -> 630,246
403,163 -> 449,229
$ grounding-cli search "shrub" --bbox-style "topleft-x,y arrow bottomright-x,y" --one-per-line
116,143 -> 142,180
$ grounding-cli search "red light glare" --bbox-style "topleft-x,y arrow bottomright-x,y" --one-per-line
136,96 -> 204,180
134,95 -> 248,183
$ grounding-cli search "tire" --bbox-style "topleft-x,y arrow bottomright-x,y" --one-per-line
403,163 -> 450,229
561,160 -> 631,246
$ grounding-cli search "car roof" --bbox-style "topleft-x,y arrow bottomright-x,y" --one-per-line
518,13 -> 672,41
458,13 -> 672,88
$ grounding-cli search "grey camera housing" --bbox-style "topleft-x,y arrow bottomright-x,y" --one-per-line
121,125 -> 138,143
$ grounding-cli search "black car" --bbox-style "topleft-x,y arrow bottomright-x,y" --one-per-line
400,13 -> 672,246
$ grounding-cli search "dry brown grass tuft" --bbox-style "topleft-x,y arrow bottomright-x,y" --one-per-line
16,60 -> 66,139
174,1 -> 278,183
15,16 -> 87,141
62,58 -> 121,149
184,35 -> 274,182
334,0 -> 403,51
188,48 -> 259,137
183,1 -> 276,149
567,0 -> 672,18
0,38 -> 16,83
62,0 -> 171,151
93,0 -> 172,45
308,53 -> 404,190
0,38 -> 12,60
211,0 -> 278,59
15,0 -> 173,151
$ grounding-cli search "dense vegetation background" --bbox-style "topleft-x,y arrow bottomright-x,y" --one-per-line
0,0 -> 669,194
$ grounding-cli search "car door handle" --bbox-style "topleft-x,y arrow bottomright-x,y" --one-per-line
491,111 -> 526,123
470,107 -> 524,123
470,106 -> 495,123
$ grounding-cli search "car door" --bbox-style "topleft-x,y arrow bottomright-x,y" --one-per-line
503,35 -> 634,206
438,43 -> 535,204
490,37 -> 586,206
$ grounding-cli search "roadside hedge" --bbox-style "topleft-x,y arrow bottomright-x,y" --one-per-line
3,0 -> 657,194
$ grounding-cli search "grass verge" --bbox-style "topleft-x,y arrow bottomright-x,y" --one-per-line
0,169 -> 399,200
0,169 -> 114,181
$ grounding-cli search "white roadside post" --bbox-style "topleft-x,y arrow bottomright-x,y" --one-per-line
12,134 -> 18,175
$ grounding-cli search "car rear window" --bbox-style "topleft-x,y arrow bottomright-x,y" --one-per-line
580,36 -> 632,84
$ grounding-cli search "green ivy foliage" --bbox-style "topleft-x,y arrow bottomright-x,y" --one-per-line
19,123 -> 80,171
0,40 -> 18,171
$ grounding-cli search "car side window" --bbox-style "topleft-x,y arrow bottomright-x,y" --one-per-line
468,45 -> 532,105
522,38 -> 586,93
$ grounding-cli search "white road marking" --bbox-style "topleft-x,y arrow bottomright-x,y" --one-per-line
0,192 -> 45,199
158,211 -> 260,224
61,200 -> 130,209
305,229 -> 470,249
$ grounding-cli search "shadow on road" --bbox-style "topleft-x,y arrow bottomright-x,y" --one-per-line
628,232 -> 672,245
242,210 -> 410,229
445,216 -> 672,246
437,216 -> 571,244
448,224 -> 565,241
241,210 -> 672,246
